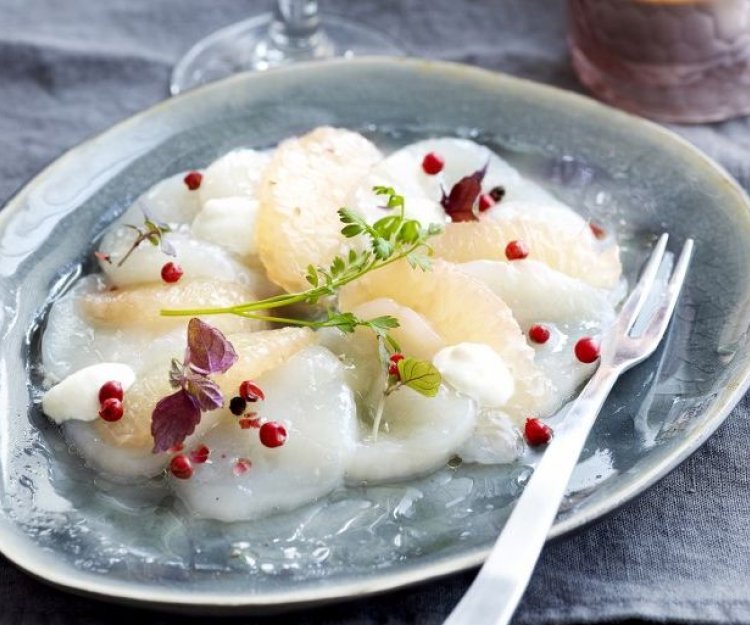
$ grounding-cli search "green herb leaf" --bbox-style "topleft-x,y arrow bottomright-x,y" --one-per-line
338,207 -> 368,228
373,185 -> 396,197
399,220 -> 421,244
331,256 -> 346,276
385,333 -> 402,353
324,311 -> 359,333
366,315 -> 400,332
373,238 -> 394,260
341,224 -> 363,238
372,215 -> 401,239
396,358 -> 441,397
372,186 -> 405,216
406,252 -> 432,271
387,194 -> 405,210
305,264 -> 319,287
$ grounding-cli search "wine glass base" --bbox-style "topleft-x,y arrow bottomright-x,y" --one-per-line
170,13 -> 405,95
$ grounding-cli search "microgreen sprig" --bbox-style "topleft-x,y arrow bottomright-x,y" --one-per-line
369,334 -> 441,439
106,209 -> 175,268
160,186 -> 443,321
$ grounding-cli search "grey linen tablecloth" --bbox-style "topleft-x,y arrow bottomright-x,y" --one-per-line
1,1 -> 749,623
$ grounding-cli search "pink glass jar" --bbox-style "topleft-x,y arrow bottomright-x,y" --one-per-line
569,0 -> 750,123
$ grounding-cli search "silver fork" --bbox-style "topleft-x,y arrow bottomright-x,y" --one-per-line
443,233 -> 694,625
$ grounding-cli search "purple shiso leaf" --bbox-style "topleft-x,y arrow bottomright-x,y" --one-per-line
168,358 -> 185,389
151,389 -> 201,453
185,318 -> 238,375
185,375 -> 224,412
440,163 -> 488,222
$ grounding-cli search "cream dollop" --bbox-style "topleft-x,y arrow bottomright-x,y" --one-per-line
42,363 -> 135,424
432,342 -> 514,408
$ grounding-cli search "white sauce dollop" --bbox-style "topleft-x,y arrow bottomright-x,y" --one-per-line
432,342 -> 514,408
42,363 -> 135,424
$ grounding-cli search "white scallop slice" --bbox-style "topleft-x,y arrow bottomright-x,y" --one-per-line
191,196 -> 259,259
43,276 -> 178,382
349,137 -> 565,227
345,386 -> 477,484
41,275 -> 259,382
62,421 -> 169,480
530,323 -> 600,409
485,199 -> 589,234
458,408 -> 524,465
97,225 -> 277,297
116,172 -> 203,227
171,346 -> 357,522
198,149 -> 271,204
62,412 -> 222,482
315,327 -> 381,401
320,323 -> 512,472
458,259 -> 613,412
48,328 -> 315,487
459,259 -> 616,327
316,298 -> 446,405
57,331 -> 314,485
317,326 -> 516,472
349,298 -> 445,361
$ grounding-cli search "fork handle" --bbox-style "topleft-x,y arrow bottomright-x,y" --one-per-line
443,365 -> 621,625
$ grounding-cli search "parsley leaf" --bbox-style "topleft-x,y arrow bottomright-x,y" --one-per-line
366,315 -> 400,332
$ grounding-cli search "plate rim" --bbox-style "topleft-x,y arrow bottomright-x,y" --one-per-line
2,56 -> 750,611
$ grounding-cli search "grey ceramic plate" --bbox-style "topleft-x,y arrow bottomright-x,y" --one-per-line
1,58 -> 750,613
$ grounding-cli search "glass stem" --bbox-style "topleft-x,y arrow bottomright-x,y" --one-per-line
271,0 -> 321,50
